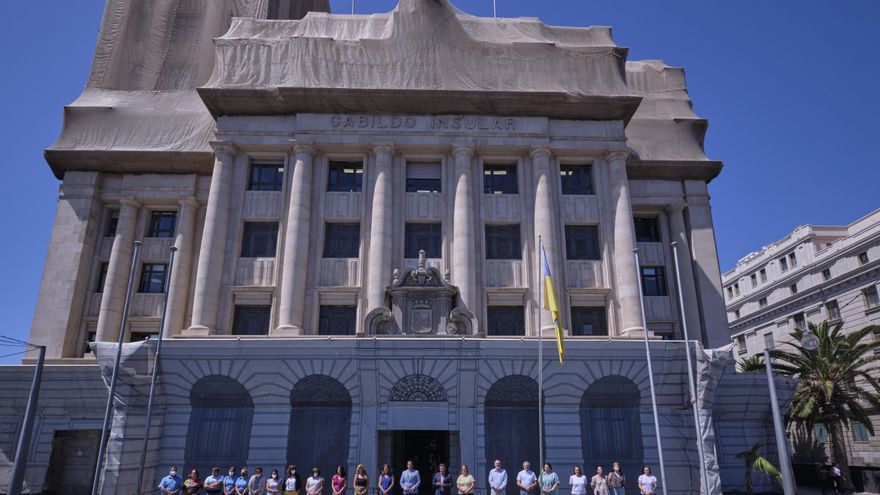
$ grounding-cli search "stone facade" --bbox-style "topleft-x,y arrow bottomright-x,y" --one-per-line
724,209 -> 880,485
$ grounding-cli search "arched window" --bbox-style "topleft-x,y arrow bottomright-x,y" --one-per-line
185,376 -> 254,473
580,376 -> 643,472
288,375 -> 352,473
485,375 -> 541,472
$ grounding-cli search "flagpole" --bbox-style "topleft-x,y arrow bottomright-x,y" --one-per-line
671,242 -> 711,494
634,249 -> 668,494
92,240 -> 142,495
537,236 -> 544,476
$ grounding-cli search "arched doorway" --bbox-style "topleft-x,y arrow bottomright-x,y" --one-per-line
288,375 -> 352,473
580,376 -> 644,472
485,375 -> 541,472
185,375 -> 254,472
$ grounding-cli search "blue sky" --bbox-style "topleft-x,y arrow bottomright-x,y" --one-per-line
0,0 -> 878,358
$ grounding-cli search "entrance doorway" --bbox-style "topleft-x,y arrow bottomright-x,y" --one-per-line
378,430 -> 459,495
42,429 -> 101,495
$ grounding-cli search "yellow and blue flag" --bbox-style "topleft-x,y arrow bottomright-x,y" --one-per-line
542,244 -> 565,363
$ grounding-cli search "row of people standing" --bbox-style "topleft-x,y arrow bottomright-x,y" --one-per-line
159,461 -> 659,495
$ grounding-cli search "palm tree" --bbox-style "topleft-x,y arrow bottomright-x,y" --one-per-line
737,354 -> 764,373
735,442 -> 781,495
742,321 -> 880,492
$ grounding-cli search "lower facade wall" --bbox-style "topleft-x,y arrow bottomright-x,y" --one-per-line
0,340 -> 780,495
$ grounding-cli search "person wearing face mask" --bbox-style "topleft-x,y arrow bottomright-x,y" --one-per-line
249,467 -> 265,495
236,467 -> 251,495
185,469 -> 204,494
284,465 -> 302,495
224,467 -> 238,495
266,469 -> 282,495
205,467 -> 224,495
159,466 -> 184,495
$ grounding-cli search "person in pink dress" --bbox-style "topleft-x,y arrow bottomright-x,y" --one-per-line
332,466 -> 348,495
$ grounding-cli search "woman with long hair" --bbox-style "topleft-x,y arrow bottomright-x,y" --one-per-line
285,465 -> 302,495
332,466 -> 348,495
307,468 -> 325,495
353,464 -> 369,495
590,467 -> 608,495
378,465 -> 395,495
606,463 -> 625,495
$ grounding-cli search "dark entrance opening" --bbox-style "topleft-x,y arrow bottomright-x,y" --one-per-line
42,429 -> 101,495
378,430 -> 458,495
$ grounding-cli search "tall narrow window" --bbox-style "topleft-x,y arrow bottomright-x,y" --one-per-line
822,268 -> 832,281
241,222 -> 279,257
323,223 -> 361,258
790,284 -> 798,295
105,210 -> 119,237
759,297 -> 768,308
559,165 -> 593,195
405,223 -> 442,258
406,163 -> 442,193
733,283 -> 740,297
571,307 -> 607,336
486,306 -> 525,336
485,225 -> 521,260
249,163 -> 284,191
864,286 -> 880,309
859,252 -> 870,265
565,225 -> 601,260
288,376 -> 352,471
788,252 -> 798,268
232,305 -> 271,336
580,376 -> 643,473
483,164 -> 518,194
826,300 -> 841,320
640,267 -> 668,297
186,376 -> 253,473
139,264 -> 167,293
95,263 -> 109,293
486,376 -> 540,477
147,212 -> 177,238
634,218 -> 661,243
759,268 -> 767,282
779,257 -> 789,272
793,313 -> 806,330
750,274 -> 758,287
764,333 -> 775,350
318,306 -> 357,335
327,161 -> 363,192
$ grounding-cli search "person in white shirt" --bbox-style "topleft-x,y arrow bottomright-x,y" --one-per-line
568,466 -> 587,495
489,460 -> 508,495
637,467 -> 657,495
516,462 -> 537,495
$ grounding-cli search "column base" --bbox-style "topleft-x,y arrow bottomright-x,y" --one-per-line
620,326 -> 657,339
271,324 -> 305,336
181,325 -> 212,337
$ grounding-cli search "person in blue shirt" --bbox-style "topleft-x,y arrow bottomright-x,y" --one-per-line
204,467 -> 224,495
159,466 -> 184,495
224,467 -> 238,495
236,467 -> 251,495
432,463 -> 452,495
488,460 -> 508,495
400,461 -> 421,495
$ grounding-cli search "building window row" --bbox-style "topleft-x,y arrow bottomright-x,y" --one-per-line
139,263 -> 168,293
640,266 -> 668,297
241,222 -> 279,258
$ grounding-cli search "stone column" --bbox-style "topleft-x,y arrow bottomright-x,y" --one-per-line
667,205 -> 703,341
531,147 -> 563,335
451,145 -> 477,313
187,142 -> 236,335
276,143 -> 315,335
366,144 -> 395,311
607,151 -> 644,337
95,198 -> 140,342
164,198 -> 199,336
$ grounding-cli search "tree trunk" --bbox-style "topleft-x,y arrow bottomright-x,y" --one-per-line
745,467 -> 753,495
828,420 -> 855,492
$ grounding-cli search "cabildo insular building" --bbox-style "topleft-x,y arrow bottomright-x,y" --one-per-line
1,1 -> 789,494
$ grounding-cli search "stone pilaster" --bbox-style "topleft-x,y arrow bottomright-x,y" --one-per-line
276,142 -> 315,335
451,145 -> 477,315
95,198 -> 140,343
366,144 -> 395,312
667,205 -> 703,342
606,151 -> 644,337
186,142 -> 236,335
531,147 -> 564,335
164,198 -> 199,336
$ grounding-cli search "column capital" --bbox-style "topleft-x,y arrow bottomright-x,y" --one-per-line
529,147 -> 552,161
605,150 -> 629,163
289,140 -> 316,157
452,144 -> 475,158
371,143 -> 396,157
209,141 -> 237,156
178,197 -> 200,209
119,198 -> 141,209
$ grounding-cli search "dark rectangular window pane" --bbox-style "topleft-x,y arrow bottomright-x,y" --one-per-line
147,212 -> 177,238
138,264 -> 168,293
565,225 -> 601,260
232,305 -> 271,336
560,165 -> 593,195
318,306 -> 357,335
571,307 -> 607,336
323,223 -> 361,258
130,332 -> 158,342
405,223 -> 442,258
240,222 -> 279,257
249,163 -> 284,191
634,218 -> 661,243
487,306 -> 525,336
406,178 -> 442,193
483,164 -> 518,194
640,266 -> 668,297
327,161 -> 363,192
485,224 -> 521,260
105,210 -> 119,237
95,263 -> 109,293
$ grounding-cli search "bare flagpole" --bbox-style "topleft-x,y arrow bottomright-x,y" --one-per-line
671,242 -> 710,494
493,0 -> 497,18
92,241 -> 142,495
634,248 -> 668,494
538,236 -> 544,476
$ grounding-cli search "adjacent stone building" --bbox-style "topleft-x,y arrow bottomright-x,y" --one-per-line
724,209 -> 880,490
1,1 -> 786,494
